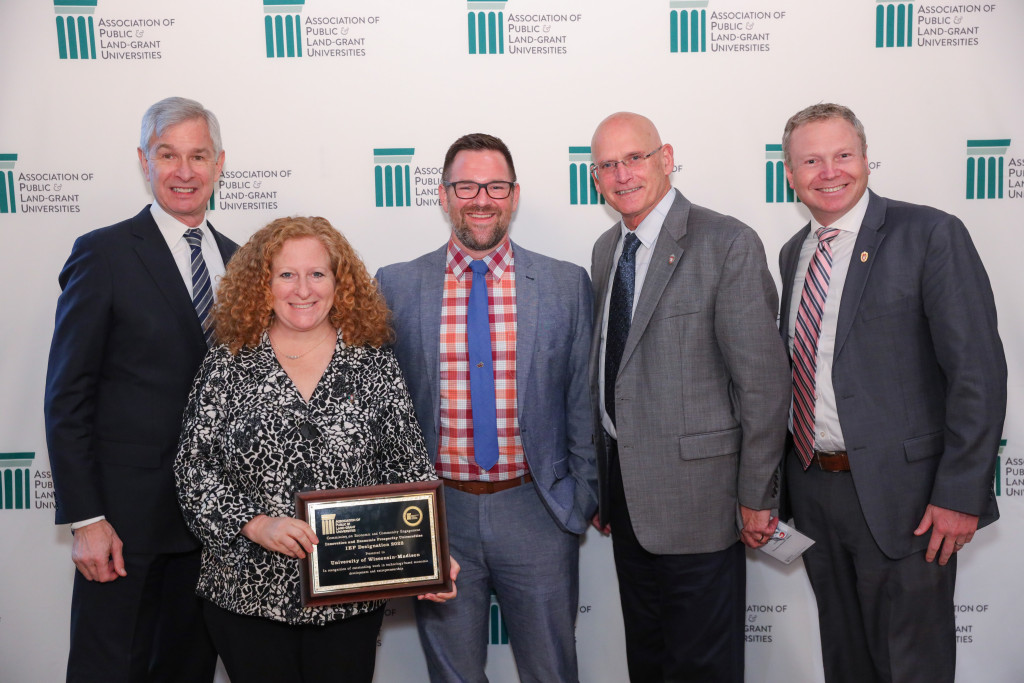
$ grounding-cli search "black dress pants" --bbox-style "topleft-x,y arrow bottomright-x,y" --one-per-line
608,436 -> 745,683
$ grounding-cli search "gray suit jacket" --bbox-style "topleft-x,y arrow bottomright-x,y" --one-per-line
375,242 -> 598,535
779,191 -> 1005,559
590,191 -> 791,555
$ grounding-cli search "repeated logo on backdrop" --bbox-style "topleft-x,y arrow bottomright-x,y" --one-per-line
996,439 -> 1006,495
875,1 -> 914,47
373,149 -> 446,208
0,453 -> 53,511
214,167 -> 290,211
54,0 -> 174,61
489,591 -> 509,645
468,0 -> 506,54
966,139 -> 1010,200
997,439 -> 1024,497
955,602 -> 992,644
568,148 -> 604,206
264,0 -> 303,57
466,0 -> 582,56
875,1 -> 999,49
54,0 -> 97,59
669,1 -> 789,53
374,149 -> 415,208
0,453 -> 33,510
745,603 -> 792,644
1,154 -> 17,214
264,0 -> 377,59
670,1 -> 707,52
765,145 -> 797,204
2,153 -> 93,214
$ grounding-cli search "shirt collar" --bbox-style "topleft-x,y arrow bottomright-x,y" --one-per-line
620,188 -> 676,248
810,189 -> 870,236
446,237 -> 514,281
150,201 -> 210,250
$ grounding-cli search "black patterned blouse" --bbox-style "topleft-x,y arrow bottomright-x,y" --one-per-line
174,334 -> 434,626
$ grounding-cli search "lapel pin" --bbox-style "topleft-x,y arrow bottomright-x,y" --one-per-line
860,251 -> 869,263
668,254 -> 676,264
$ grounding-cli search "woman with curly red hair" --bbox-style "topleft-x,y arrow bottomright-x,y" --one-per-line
175,216 -> 456,682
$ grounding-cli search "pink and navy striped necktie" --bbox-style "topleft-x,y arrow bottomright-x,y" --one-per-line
792,227 -> 840,469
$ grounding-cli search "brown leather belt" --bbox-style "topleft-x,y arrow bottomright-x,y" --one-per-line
812,450 -> 851,472
442,474 -> 532,495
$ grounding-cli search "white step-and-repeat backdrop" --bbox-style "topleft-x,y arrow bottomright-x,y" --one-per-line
1,1 -> 1021,680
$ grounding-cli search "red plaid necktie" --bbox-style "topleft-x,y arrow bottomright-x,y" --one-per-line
792,227 -> 840,469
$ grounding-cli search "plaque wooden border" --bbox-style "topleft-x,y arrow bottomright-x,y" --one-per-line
296,480 -> 450,607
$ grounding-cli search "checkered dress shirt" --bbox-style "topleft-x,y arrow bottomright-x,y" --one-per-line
437,239 -> 527,481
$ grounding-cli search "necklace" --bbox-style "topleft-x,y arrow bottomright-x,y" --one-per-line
270,328 -> 335,360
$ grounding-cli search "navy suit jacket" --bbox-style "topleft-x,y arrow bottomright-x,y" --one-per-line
44,206 -> 237,554
375,242 -> 598,535
779,191 -> 1005,559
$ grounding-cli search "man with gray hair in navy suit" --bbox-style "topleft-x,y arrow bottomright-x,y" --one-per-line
45,96 -> 235,682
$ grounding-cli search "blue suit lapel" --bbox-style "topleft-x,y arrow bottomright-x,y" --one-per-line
129,208 -> 207,352
209,220 -> 237,264
835,191 -> 887,359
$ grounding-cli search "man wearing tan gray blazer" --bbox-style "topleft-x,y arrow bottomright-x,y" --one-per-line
588,112 -> 790,683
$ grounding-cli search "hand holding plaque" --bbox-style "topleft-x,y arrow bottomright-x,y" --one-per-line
296,480 -> 451,606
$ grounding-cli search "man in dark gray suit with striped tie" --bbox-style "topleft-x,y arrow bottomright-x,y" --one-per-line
44,97 -> 237,683
778,103 -> 1005,683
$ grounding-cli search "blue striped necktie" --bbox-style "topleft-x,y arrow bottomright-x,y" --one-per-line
183,228 -> 214,347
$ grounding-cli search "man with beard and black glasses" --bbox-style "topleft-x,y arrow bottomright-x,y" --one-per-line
376,133 -> 598,682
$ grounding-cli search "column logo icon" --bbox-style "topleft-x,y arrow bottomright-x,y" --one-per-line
374,149 -> 414,208
765,145 -> 797,203
1,453 -> 34,510
489,591 -> 509,645
265,0 -> 304,58
467,0 -> 506,55
568,147 -> 604,206
670,1 -> 708,53
1,154 -> 17,214
995,439 -> 1006,496
875,2 -> 914,48
966,139 -> 1009,200
54,0 -> 97,60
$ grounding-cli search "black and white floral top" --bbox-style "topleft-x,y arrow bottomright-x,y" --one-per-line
174,333 -> 434,626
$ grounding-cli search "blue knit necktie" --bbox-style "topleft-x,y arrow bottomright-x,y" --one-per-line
468,260 -> 499,470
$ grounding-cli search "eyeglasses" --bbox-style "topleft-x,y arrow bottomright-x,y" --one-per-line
590,146 -> 664,178
442,180 -> 516,200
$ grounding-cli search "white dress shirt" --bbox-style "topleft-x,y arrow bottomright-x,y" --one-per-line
151,201 -> 227,298
785,190 -> 871,452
